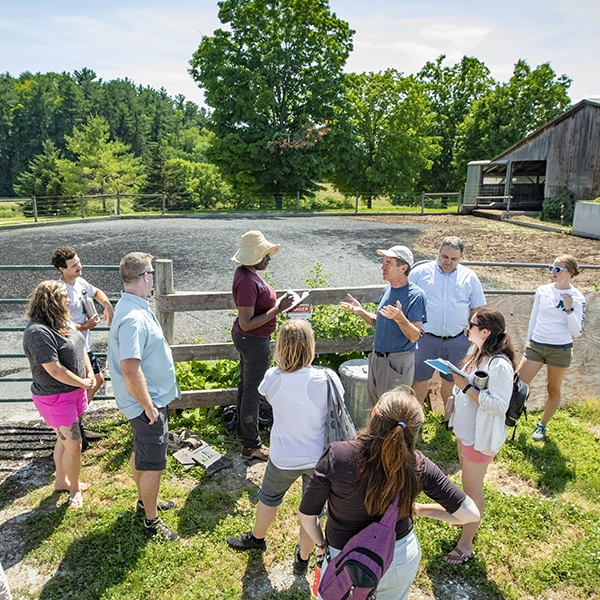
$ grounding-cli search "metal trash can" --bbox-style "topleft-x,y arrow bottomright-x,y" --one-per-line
338,359 -> 370,430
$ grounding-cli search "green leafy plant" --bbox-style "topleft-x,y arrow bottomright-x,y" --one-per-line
541,188 -> 575,224
175,359 -> 239,391
301,262 -> 375,371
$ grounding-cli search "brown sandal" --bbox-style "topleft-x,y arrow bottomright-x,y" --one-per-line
443,547 -> 474,565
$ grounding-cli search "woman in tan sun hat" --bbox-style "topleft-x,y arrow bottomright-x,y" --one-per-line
231,231 -> 293,461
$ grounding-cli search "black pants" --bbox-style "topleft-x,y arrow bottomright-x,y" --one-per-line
232,328 -> 271,449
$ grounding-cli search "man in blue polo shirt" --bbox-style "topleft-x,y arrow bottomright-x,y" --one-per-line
341,245 -> 427,405
409,236 -> 486,409
108,252 -> 180,541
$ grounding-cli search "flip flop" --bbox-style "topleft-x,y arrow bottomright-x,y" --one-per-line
443,547 -> 474,565
55,482 -> 89,493
68,496 -> 83,510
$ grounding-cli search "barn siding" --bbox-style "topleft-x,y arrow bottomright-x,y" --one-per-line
493,101 -> 600,200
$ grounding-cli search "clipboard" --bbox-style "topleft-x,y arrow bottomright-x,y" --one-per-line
277,289 -> 310,313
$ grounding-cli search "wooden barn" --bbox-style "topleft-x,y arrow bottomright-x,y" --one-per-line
463,99 -> 600,210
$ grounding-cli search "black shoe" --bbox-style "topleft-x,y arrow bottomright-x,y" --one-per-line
293,543 -> 309,576
79,422 -> 90,452
144,516 -> 179,541
137,499 -> 177,514
82,428 -> 103,441
227,531 -> 267,552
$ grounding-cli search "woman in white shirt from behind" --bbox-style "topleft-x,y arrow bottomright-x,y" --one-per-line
446,307 -> 516,565
227,318 -> 345,575
518,255 -> 586,442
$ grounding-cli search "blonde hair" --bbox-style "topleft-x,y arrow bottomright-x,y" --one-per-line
120,252 -> 153,284
555,255 -> 580,277
274,319 -> 315,373
26,280 -> 71,336
357,386 -> 423,518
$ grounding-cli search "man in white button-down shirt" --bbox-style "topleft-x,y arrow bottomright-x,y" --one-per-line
409,237 -> 486,407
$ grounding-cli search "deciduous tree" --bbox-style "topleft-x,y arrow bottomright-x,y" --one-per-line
327,70 -> 438,207
417,55 -> 494,193
189,0 -> 354,208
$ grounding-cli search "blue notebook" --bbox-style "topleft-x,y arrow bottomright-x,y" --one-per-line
424,358 -> 468,379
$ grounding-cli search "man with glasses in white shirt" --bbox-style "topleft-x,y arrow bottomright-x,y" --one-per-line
409,237 -> 486,410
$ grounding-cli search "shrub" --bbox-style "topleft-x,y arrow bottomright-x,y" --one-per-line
541,188 -> 575,223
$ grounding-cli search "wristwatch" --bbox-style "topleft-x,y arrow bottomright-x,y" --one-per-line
462,384 -> 473,394
566,308 -> 574,314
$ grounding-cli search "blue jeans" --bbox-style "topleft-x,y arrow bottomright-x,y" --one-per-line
319,529 -> 421,600
232,328 -> 271,449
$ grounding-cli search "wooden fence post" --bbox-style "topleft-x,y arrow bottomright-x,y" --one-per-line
355,191 -> 359,214
32,196 -> 38,223
155,259 -> 174,345
80,195 -> 85,219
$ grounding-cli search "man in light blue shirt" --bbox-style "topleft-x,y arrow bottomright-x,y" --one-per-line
108,252 -> 180,541
409,237 -> 485,408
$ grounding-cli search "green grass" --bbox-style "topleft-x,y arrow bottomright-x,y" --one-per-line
4,401 -> 600,599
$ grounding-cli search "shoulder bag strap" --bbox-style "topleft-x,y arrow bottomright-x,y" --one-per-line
379,492 -> 401,529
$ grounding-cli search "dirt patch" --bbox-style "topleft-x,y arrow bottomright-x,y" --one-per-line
357,214 -> 600,291
485,463 -> 542,497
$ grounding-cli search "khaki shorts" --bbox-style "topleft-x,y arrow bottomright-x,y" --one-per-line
525,340 -> 573,369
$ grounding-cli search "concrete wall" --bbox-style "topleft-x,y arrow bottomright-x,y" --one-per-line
572,201 -> 600,240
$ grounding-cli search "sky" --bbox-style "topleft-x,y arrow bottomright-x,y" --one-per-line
1,0 -> 599,107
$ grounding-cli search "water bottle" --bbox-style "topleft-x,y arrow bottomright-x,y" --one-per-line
81,289 -> 98,318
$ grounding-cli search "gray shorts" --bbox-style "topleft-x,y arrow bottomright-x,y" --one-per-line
257,459 -> 315,508
414,332 -> 471,382
129,407 -> 169,471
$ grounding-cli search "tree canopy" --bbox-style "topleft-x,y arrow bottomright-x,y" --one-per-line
0,70 -> 208,197
453,60 -> 572,179
417,55 -> 494,193
189,0 -> 354,206
327,70 -> 438,206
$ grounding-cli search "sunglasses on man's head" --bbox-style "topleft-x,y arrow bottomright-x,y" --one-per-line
548,265 -> 568,274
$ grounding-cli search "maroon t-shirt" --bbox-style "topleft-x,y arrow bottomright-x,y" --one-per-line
299,440 -> 467,550
232,266 -> 277,338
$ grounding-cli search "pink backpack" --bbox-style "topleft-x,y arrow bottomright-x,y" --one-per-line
318,494 -> 400,600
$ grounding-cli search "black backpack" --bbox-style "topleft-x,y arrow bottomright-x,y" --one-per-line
491,356 -> 529,439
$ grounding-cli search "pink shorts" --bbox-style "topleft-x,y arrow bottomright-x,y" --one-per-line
32,388 -> 88,429
461,443 -> 495,465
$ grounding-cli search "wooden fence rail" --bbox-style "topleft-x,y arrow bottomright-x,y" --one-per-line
159,260 -> 600,410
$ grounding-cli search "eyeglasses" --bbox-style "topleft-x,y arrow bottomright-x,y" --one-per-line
468,321 -> 481,329
548,265 -> 568,274
138,270 -> 155,277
